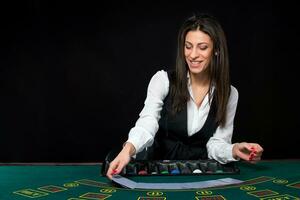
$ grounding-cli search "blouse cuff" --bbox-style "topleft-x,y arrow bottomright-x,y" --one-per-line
127,127 -> 154,155
226,144 -> 240,162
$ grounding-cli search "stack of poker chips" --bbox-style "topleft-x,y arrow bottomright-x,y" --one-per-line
118,159 -> 239,176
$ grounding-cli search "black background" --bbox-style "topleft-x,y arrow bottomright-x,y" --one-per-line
1,0 -> 299,162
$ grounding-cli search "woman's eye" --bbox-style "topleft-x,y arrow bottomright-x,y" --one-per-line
199,46 -> 208,50
185,44 -> 192,49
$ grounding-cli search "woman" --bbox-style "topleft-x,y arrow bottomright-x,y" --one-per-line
106,13 -> 263,179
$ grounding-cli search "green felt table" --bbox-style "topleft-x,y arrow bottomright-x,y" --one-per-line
1,160 -> 300,200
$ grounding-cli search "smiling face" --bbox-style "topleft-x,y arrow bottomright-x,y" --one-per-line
184,30 -> 214,75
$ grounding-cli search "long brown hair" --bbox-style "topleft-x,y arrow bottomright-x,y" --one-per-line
170,13 -> 231,127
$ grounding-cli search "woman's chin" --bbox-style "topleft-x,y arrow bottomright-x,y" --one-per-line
189,66 -> 204,74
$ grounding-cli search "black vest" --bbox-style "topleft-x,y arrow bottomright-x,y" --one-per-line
152,71 -> 219,160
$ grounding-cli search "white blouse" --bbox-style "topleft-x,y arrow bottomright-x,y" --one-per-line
126,70 -> 239,164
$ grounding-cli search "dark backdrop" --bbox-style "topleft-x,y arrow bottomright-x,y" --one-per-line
1,1 -> 299,162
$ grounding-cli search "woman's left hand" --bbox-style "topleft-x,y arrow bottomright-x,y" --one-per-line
233,142 -> 264,163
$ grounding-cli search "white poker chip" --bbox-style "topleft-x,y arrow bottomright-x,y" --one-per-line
193,169 -> 202,173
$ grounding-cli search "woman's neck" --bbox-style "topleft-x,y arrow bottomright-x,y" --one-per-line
189,71 -> 210,87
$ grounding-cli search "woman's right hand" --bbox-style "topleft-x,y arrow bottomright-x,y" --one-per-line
106,142 -> 136,179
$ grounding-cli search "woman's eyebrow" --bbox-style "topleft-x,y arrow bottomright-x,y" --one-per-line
185,41 -> 209,45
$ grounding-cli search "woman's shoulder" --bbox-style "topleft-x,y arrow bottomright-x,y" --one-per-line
152,69 -> 168,78
150,69 -> 170,84
229,85 -> 239,101
230,85 -> 238,94
147,69 -> 170,95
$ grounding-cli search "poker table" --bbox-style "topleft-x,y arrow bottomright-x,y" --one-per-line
1,160 -> 299,200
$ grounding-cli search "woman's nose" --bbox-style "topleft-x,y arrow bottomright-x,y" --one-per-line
190,48 -> 199,59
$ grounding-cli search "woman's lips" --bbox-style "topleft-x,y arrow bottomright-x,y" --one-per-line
189,60 -> 203,68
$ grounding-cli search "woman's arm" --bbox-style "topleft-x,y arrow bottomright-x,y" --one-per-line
206,86 -> 239,164
126,70 -> 169,154
207,86 -> 263,163
106,70 -> 169,179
